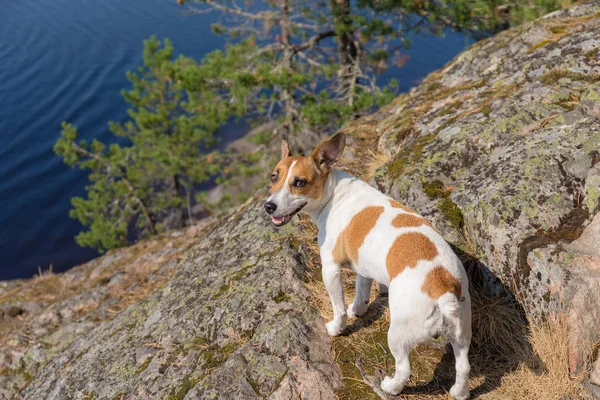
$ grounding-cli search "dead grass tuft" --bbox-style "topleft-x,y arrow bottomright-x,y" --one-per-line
485,315 -> 593,400
364,150 -> 393,181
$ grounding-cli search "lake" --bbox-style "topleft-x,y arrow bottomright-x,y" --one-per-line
0,0 -> 476,280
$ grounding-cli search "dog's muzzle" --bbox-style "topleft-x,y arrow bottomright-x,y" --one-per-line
266,202 -> 306,227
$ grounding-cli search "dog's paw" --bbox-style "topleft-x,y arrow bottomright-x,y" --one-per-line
347,303 -> 368,318
380,376 -> 402,395
326,319 -> 346,337
449,384 -> 470,400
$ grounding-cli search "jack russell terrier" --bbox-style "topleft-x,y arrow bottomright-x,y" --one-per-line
263,132 -> 471,399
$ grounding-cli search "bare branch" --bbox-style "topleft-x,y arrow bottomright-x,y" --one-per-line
354,357 -> 393,400
188,0 -> 276,21
291,30 -> 336,54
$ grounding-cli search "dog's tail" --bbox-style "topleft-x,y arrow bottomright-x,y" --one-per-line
437,291 -> 468,340
437,292 -> 461,320
423,292 -> 462,337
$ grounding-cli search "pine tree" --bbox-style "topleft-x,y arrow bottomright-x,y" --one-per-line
54,37 -> 231,251
180,0 -> 571,142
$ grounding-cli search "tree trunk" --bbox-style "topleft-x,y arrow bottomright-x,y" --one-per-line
277,0 -> 297,138
330,0 -> 358,104
172,174 -> 185,228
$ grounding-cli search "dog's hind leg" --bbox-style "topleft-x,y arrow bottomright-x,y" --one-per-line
449,296 -> 471,400
380,318 -> 415,395
347,274 -> 372,318
380,295 -> 426,395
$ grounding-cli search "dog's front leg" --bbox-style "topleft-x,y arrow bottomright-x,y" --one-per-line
322,261 -> 347,336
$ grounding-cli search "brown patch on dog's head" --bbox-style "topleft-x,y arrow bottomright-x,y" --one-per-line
421,266 -> 461,299
391,213 -> 434,229
269,133 -> 346,200
386,232 -> 438,280
389,199 -> 417,213
270,156 -> 304,194
333,206 -> 385,266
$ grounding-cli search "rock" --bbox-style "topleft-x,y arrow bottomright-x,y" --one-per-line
587,382 -> 600,400
20,302 -> 42,315
346,0 -> 600,383
206,184 -> 226,204
107,273 -> 127,288
563,153 -> 591,180
135,346 -> 157,366
46,322 -> 96,348
89,252 -> 124,280
6,306 -> 23,318
36,310 -> 59,327
14,197 -> 340,399
170,230 -> 184,238
61,267 -> 87,287
592,356 -> 600,386
32,328 -> 49,338
585,163 -> 600,212
567,211 -> 600,257
58,307 -> 74,321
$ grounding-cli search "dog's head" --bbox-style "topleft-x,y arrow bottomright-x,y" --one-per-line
264,132 -> 346,227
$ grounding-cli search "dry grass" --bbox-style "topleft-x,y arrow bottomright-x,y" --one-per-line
364,150 -> 394,181
295,215 -> 593,400
487,316 -> 593,400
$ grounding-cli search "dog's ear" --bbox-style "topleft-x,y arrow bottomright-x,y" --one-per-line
311,132 -> 346,171
281,136 -> 291,159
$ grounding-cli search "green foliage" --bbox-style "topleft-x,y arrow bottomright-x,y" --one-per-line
182,0 -> 569,138
55,37 -> 232,251
356,0 -> 572,33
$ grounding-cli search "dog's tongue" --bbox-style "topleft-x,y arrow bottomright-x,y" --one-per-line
272,215 -> 289,225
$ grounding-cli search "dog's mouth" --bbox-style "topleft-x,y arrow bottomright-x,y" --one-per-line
271,203 -> 307,227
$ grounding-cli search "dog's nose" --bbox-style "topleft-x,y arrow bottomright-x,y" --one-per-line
264,202 -> 277,215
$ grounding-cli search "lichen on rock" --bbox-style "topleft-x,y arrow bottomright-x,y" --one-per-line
2,2 -> 600,398
1,196 -> 340,399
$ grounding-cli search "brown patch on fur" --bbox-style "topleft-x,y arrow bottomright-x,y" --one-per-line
270,156 -> 329,199
333,206 -> 385,266
386,232 -> 438,280
421,266 -> 461,299
389,199 -> 417,213
392,213 -> 434,229
270,156 -> 304,193
290,158 -> 328,200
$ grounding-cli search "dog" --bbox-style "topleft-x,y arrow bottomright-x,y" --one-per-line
263,132 -> 471,399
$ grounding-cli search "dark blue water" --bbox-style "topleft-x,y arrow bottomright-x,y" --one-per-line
0,0 -> 476,280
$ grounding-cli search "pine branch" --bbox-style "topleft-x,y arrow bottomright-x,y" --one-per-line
69,142 -> 157,234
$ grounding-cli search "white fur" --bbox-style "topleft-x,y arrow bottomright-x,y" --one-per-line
270,169 -> 472,398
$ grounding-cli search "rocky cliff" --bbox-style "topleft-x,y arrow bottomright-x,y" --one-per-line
0,200 -> 341,399
2,2 -> 600,399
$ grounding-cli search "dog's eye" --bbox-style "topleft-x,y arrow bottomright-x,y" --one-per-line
270,173 -> 278,183
294,178 -> 307,188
